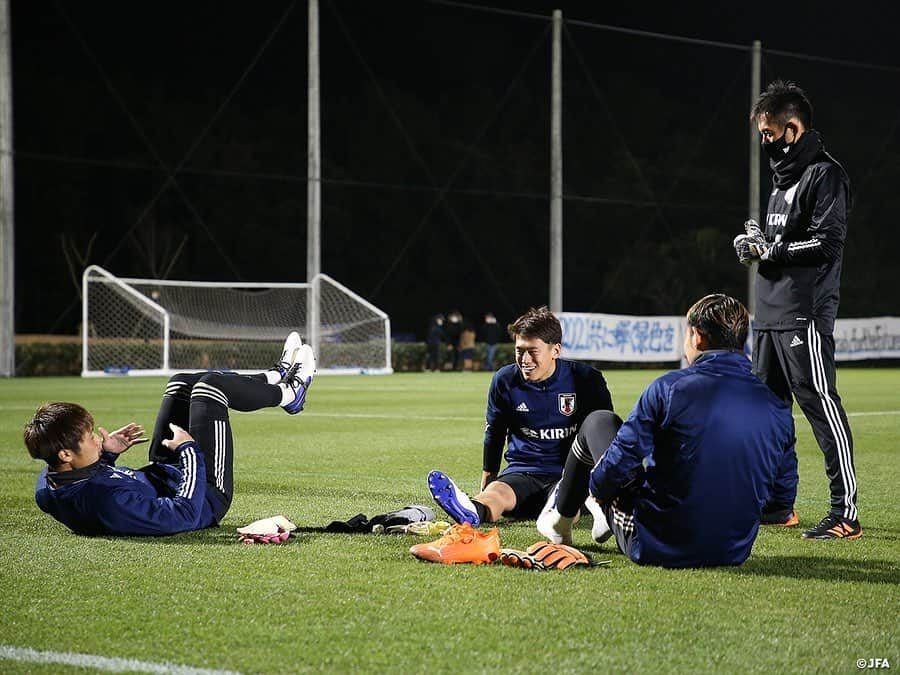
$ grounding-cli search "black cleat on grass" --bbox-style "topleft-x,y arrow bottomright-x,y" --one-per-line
801,513 -> 861,539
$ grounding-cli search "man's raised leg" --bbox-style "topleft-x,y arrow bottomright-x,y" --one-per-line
148,372 -> 204,462
187,371 -> 283,521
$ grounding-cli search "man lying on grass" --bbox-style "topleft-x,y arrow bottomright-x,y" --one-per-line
539,294 -> 798,567
23,333 -> 314,536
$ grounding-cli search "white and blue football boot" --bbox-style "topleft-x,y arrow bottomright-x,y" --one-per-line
280,344 -> 316,414
428,470 -> 480,527
271,331 -> 304,380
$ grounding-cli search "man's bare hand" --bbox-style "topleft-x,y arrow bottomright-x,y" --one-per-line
100,423 -> 148,455
161,423 -> 194,450
480,470 -> 498,492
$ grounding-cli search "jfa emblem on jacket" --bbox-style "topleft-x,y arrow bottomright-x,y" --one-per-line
558,393 -> 576,416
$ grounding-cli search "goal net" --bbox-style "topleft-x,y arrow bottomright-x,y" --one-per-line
82,265 -> 392,376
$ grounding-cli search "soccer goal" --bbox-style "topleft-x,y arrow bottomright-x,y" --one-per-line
82,265 -> 392,376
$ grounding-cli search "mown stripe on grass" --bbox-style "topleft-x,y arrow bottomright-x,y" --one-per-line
2,406 -> 900,423
0,645 -> 240,675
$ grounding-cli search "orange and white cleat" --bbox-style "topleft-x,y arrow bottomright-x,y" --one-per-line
409,522 -> 500,565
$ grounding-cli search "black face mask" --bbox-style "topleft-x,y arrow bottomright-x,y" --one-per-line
762,124 -> 797,163
765,128 -> 825,189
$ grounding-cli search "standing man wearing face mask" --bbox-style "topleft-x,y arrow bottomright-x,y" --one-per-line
734,79 -> 860,540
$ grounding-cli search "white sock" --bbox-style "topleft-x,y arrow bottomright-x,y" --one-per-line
265,370 -> 282,385
584,497 -> 612,543
537,508 -> 574,545
279,382 -> 295,406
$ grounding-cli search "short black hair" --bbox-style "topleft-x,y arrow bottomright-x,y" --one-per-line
750,79 -> 813,128
507,306 -> 562,345
686,294 -> 749,351
24,402 -> 94,466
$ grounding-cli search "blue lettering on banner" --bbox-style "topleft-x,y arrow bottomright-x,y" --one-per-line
561,313 -> 900,362
833,321 -> 900,360
560,315 -> 678,358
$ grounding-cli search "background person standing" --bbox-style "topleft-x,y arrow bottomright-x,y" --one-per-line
425,314 -> 444,372
480,312 -> 504,372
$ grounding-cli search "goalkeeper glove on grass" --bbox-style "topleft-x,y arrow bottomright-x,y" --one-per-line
500,541 -> 609,570
237,515 -> 297,544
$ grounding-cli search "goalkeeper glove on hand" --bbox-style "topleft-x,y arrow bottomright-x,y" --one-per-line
733,234 -> 755,266
735,219 -> 771,263
744,218 -> 764,240
743,218 -> 773,260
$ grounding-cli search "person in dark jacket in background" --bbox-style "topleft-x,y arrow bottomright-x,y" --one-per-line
734,80 -> 859,540
479,312 -> 504,372
443,310 -> 463,371
425,314 -> 444,372
539,294 -> 796,567
24,333 -> 315,536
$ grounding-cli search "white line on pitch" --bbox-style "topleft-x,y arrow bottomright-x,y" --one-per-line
297,410 -> 900,422
0,645 -> 240,675
844,410 -> 900,417
298,411 -> 480,422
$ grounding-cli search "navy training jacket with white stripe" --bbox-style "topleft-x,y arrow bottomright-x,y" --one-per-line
484,358 -> 613,476
34,443 -> 215,536
589,350 -> 795,567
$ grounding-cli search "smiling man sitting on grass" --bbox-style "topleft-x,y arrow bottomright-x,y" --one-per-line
427,306 -> 614,539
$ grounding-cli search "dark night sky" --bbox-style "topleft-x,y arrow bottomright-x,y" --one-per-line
8,1 -> 900,338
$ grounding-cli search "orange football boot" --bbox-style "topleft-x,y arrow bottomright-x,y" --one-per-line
409,522 -> 500,564
760,509 -> 799,527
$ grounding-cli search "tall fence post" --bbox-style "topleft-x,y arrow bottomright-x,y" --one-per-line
549,9 -> 563,313
747,40 -> 761,316
307,0 -> 321,355
0,0 -> 14,377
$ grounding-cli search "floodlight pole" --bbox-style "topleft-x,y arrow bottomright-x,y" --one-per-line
307,0 -> 321,356
0,0 -> 14,377
549,9 -> 563,313
747,40 -> 762,316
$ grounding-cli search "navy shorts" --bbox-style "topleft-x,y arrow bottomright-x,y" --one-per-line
496,471 -> 559,519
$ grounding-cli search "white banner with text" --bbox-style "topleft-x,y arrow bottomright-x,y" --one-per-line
559,312 -> 685,362
832,317 -> 900,361
559,312 -> 900,362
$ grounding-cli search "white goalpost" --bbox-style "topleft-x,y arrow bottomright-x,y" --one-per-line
82,265 -> 392,376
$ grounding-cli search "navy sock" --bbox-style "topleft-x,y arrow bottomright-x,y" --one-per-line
557,453 -> 592,518
473,501 -> 489,523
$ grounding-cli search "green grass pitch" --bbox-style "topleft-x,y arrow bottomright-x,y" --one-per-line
1,370 -> 898,673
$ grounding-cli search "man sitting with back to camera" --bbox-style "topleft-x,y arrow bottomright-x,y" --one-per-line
24,333 -> 315,537
427,306 -> 614,535
538,294 -> 797,567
